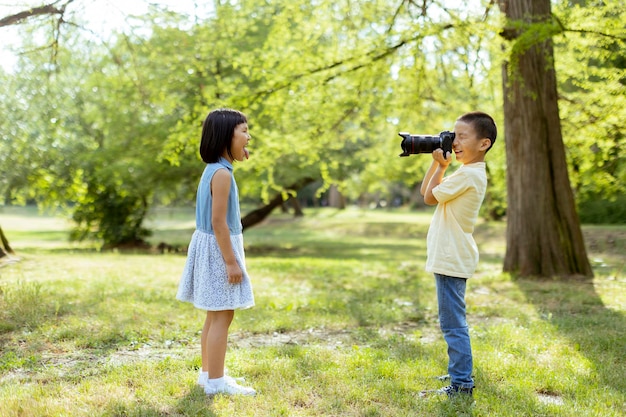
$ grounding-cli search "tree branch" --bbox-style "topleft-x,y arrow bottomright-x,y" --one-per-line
0,1 -> 69,28
241,177 -> 316,230
563,28 -> 626,42
482,0 -> 496,21
246,33 -> 424,106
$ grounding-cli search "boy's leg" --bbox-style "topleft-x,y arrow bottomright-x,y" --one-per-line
435,274 -> 474,389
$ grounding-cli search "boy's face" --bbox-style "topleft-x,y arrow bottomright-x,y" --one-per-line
453,121 -> 491,164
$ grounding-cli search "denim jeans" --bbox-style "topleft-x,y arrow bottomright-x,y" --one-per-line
435,273 -> 474,389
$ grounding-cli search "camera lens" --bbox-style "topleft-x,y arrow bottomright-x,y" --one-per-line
413,136 -> 441,153
401,135 -> 441,155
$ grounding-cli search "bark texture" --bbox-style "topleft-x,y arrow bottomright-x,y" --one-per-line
500,0 -> 592,278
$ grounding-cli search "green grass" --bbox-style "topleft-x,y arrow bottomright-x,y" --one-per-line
0,206 -> 625,416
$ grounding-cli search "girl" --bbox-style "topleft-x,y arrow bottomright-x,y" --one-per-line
177,108 -> 256,396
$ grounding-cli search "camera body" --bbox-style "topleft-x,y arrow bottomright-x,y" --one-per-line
398,131 -> 455,157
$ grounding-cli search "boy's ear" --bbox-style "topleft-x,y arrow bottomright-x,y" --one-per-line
479,138 -> 491,151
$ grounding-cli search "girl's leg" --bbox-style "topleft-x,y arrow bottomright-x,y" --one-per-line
201,310 -> 256,396
201,312 -> 212,374
204,310 -> 234,379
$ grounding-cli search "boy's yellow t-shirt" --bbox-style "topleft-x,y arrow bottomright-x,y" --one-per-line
425,162 -> 487,279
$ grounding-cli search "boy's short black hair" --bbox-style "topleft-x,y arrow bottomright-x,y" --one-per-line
457,111 -> 497,153
199,108 -> 247,163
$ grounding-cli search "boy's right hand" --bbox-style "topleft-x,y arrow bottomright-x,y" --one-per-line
432,148 -> 452,167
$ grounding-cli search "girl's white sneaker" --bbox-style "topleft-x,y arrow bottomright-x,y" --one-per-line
204,377 -> 256,396
198,370 -> 245,386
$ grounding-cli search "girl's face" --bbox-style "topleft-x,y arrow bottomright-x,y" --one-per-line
227,122 -> 251,162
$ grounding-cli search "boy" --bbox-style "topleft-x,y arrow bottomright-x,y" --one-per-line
419,111 -> 497,397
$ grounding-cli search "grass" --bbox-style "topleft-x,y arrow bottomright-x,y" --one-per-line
0,205 -> 625,416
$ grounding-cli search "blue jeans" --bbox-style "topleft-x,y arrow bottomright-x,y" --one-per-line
435,274 -> 474,389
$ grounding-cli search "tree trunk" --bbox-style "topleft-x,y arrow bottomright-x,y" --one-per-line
499,0 -> 592,278
241,177 -> 315,230
328,185 -> 346,209
289,196 -> 304,217
0,225 -> 14,258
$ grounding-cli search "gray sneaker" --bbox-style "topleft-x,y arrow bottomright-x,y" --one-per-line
437,384 -> 473,398
420,384 -> 473,398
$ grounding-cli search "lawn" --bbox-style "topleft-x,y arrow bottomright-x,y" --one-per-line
0,206 -> 624,416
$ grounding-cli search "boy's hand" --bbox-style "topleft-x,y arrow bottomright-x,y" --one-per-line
432,148 -> 452,167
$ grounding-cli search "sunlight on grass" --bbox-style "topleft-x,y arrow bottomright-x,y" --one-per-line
0,206 -> 625,416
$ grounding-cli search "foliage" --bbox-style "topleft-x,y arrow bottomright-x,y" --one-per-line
1,0 -> 625,249
553,0 -> 626,223
578,193 -> 626,224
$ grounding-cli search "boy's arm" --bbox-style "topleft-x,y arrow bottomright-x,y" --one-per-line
420,160 -> 439,196
421,149 -> 452,206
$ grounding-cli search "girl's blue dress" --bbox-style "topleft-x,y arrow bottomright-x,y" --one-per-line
176,158 -> 255,311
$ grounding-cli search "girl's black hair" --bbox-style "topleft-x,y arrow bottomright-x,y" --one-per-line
457,111 -> 497,153
199,108 -> 248,163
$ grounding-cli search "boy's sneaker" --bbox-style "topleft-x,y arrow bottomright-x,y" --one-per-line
437,384 -> 473,398
419,384 -> 474,398
204,378 -> 256,396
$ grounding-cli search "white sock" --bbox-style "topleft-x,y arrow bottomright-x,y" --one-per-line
207,377 -> 225,390
198,371 -> 209,385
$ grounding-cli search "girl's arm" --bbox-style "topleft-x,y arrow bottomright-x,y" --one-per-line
211,169 -> 243,284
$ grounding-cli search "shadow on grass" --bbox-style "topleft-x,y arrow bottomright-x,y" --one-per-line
101,386 -> 218,417
516,278 -> 626,395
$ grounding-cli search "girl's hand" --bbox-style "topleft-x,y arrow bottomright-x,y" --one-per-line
226,262 -> 243,284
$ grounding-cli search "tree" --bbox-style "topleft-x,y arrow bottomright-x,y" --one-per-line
1,0 -> 507,245
0,0 -> 76,252
0,225 -> 14,258
499,0 -> 593,278
2,0 -> 622,253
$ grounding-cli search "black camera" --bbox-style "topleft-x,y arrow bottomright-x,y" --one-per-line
398,131 -> 455,157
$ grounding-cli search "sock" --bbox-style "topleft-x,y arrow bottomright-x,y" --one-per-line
207,377 -> 225,390
198,371 -> 209,385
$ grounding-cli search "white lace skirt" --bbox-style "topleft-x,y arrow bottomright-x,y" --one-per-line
176,230 -> 255,311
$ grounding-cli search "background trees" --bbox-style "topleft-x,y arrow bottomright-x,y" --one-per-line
1,0 -> 624,277
554,0 -> 626,224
